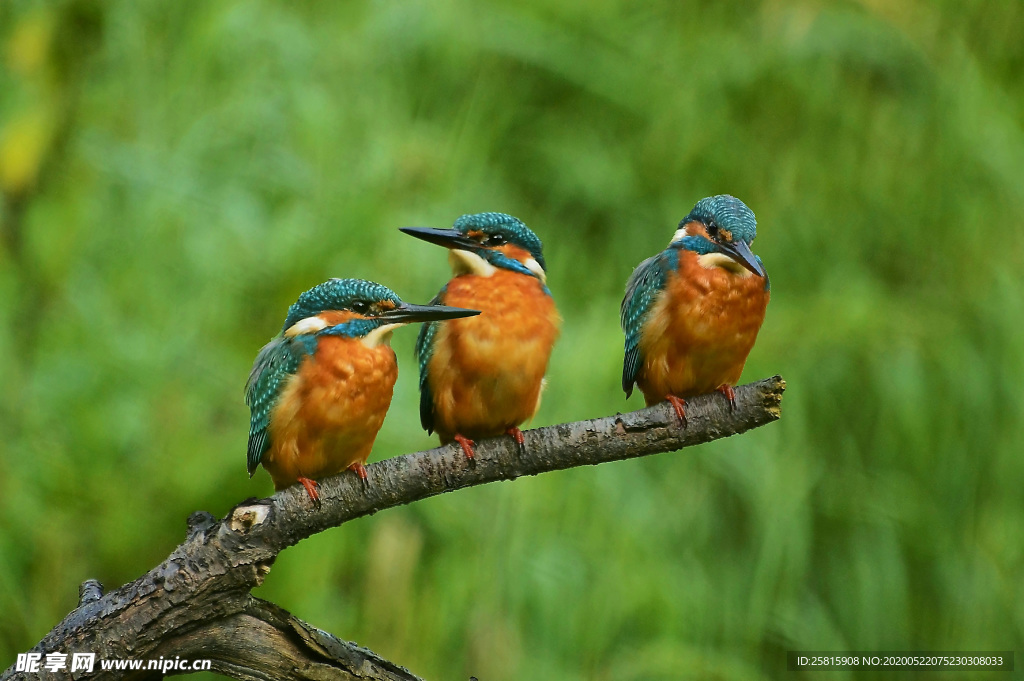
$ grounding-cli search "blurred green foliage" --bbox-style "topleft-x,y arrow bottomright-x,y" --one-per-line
2,0 -> 1022,678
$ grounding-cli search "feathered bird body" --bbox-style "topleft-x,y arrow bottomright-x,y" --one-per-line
621,195 -> 770,412
424,262 -> 559,442
245,278 -> 479,502
257,310 -> 399,490
634,248 -> 768,404
403,213 -> 559,455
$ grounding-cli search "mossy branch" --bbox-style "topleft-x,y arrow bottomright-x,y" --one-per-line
2,376 -> 785,680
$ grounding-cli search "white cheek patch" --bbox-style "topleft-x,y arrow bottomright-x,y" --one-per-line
523,257 -> 547,283
671,227 -> 688,244
361,322 -> 404,348
697,252 -> 752,276
285,316 -> 328,337
449,249 -> 497,277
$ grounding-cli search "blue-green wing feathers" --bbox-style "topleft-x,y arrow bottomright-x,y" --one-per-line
414,286 -> 446,434
620,251 -> 671,397
244,335 -> 315,476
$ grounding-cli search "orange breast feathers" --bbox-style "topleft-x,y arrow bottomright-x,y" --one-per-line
262,317 -> 399,490
637,249 -> 769,405
427,268 -> 560,441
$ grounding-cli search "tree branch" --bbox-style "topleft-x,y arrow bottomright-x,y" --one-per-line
3,376 -> 784,680
150,599 -> 422,681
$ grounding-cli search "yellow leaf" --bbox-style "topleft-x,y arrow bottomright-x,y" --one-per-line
6,11 -> 54,77
0,111 -> 54,195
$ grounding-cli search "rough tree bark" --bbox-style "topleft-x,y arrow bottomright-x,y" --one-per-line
3,376 -> 785,681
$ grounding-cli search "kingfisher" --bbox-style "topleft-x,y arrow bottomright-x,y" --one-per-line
245,278 -> 480,504
620,195 -> 769,423
400,213 -> 560,459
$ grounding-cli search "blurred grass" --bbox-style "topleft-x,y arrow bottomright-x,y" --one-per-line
1,0 -> 1022,679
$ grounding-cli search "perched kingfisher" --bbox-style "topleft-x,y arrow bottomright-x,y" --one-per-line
245,278 -> 480,504
620,195 -> 769,423
400,213 -> 560,459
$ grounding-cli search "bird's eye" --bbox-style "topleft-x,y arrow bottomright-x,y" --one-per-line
352,301 -> 370,314
706,222 -> 719,239
486,234 -> 506,246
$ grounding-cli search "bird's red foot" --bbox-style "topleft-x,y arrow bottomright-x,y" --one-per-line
506,426 -> 526,455
716,385 -> 737,410
297,476 -> 321,508
348,461 -> 368,480
666,395 -> 687,426
506,427 -> 525,447
453,433 -> 476,459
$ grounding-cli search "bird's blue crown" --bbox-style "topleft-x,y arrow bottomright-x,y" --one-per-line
454,212 -> 547,271
680,195 -> 757,244
282,278 -> 401,332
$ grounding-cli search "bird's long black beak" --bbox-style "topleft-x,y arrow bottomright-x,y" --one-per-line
399,227 -> 480,252
716,240 -> 765,277
382,302 -> 481,324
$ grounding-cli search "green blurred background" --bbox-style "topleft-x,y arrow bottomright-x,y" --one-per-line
2,0 -> 1022,679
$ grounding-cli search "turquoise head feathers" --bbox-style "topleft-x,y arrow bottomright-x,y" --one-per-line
677,194 -> 757,246
282,279 -> 402,332
452,212 -> 547,271
400,212 -> 548,283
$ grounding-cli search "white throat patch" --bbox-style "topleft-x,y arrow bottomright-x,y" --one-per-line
697,252 -> 753,276
523,257 -> 547,283
449,249 -> 497,277
361,322 -> 404,348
